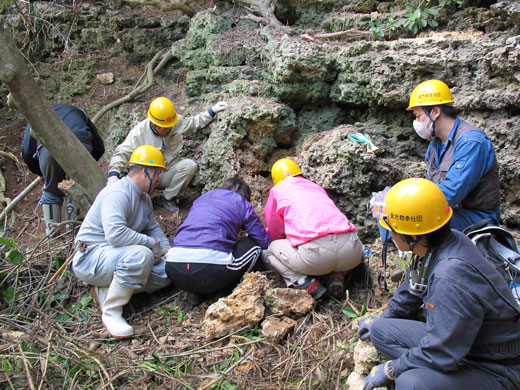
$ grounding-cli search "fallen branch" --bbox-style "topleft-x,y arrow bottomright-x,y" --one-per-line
58,179 -> 95,215
18,344 -> 37,390
0,177 -> 40,222
199,349 -> 253,390
0,150 -> 21,165
48,248 -> 77,284
0,169 -> 11,207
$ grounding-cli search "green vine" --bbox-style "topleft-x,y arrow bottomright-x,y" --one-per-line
369,0 -> 464,38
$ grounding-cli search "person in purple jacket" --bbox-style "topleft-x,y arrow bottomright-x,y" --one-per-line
164,177 -> 270,304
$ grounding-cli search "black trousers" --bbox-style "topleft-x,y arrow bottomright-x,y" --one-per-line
38,142 -> 92,204
165,237 -> 261,295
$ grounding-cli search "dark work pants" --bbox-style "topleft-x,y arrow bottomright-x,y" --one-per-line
165,237 -> 261,295
370,318 -> 520,390
37,143 -> 92,205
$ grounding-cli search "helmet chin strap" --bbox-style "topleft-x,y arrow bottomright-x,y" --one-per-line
150,122 -> 172,137
422,107 -> 437,138
402,234 -> 437,296
144,166 -> 158,194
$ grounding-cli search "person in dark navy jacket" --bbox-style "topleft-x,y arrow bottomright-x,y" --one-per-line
17,99 -> 104,235
360,178 -> 520,390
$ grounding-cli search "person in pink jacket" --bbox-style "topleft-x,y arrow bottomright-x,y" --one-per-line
264,158 -> 364,299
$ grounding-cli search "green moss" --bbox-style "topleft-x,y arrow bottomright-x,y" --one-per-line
269,82 -> 331,105
185,66 -> 263,96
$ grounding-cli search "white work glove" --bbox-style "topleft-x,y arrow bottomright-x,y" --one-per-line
262,249 -> 270,263
107,176 -> 119,186
151,238 -> 163,265
211,101 -> 229,114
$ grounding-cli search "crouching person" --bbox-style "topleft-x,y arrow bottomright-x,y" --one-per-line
71,145 -> 171,338
264,158 -> 364,300
165,177 -> 270,305
360,178 -> 520,390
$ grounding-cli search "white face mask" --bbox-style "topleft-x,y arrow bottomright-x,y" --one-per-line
413,118 -> 433,140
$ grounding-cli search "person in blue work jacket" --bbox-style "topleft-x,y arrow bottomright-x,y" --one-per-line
408,79 -> 500,230
378,79 -> 500,243
360,178 -> 520,390
165,176 -> 270,305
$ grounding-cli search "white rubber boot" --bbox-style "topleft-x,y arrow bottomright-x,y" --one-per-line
101,279 -> 135,339
42,203 -> 62,236
90,286 -> 109,314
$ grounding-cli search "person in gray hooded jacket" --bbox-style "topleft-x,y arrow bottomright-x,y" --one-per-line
360,178 -> 520,390
72,145 -> 170,339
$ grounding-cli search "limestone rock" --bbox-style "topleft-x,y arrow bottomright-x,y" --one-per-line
204,272 -> 268,339
345,313 -> 387,389
345,372 -> 366,390
353,338 -> 386,376
264,287 -> 315,316
198,95 -> 297,202
261,315 -> 296,342
96,72 -> 114,85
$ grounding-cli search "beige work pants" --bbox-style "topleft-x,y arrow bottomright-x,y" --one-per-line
158,159 -> 198,200
267,231 -> 363,286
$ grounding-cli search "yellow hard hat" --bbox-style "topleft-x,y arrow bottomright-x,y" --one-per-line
271,158 -> 303,186
407,80 -> 454,111
379,178 -> 452,235
148,97 -> 178,128
129,145 -> 166,169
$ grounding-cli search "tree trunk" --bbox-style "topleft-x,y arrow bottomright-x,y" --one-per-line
0,26 -> 105,206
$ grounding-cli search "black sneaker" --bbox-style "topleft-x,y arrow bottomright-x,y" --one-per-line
187,292 -> 202,306
291,276 -> 327,300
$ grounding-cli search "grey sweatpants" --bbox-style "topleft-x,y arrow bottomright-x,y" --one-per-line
158,158 -> 198,200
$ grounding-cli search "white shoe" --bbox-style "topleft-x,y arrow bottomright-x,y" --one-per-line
101,279 -> 134,339
90,286 -> 109,314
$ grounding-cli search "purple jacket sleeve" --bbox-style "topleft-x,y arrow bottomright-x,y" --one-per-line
243,202 -> 270,249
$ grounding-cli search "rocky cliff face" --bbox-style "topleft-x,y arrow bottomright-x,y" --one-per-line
2,0 -> 519,239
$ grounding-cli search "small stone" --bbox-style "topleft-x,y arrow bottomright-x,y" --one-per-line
261,315 -> 296,342
96,72 -> 114,85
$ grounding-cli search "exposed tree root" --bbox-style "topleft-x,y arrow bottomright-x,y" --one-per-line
91,48 -> 176,124
236,0 -> 285,29
300,29 -> 372,41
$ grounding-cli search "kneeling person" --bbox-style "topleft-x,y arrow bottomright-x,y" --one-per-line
72,145 -> 171,339
361,178 -> 520,390
264,158 -> 364,299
